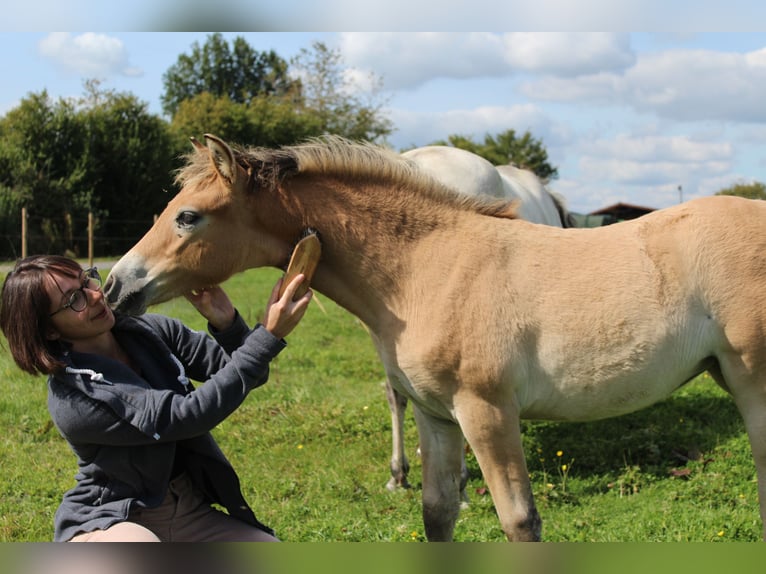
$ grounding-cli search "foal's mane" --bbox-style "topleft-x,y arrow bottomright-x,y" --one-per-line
177,136 -> 516,219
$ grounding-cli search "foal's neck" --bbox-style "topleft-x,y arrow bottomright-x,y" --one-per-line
280,177 -> 460,329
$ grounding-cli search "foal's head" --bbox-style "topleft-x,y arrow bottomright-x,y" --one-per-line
105,134 -> 280,314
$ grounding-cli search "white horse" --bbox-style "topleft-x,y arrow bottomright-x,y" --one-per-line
383,146 -> 571,497
496,164 -> 570,227
403,146 -> 571,226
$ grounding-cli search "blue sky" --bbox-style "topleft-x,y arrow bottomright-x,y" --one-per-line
2,32 -> 766,214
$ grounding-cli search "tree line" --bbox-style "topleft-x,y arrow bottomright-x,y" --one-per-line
2,33 -> 758,260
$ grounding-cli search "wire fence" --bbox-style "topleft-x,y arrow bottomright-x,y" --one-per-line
0,208 -> 156,267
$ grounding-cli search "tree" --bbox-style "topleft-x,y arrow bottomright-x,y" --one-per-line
428,129 -> 558,181
161,33 -> 298,118
169,39 -> 393,148
0,81 -> 175,257
78,81 -> 176,255
0,91 -> 90,255
290,41 -> 393,142
169,92 -> 323,150
715,180 -> 766,200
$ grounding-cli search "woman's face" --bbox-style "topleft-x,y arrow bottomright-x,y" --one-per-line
45,269 -> 115,346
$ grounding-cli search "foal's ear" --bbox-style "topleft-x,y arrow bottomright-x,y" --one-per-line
204,133 -> 239,186
190,136 -> 205,152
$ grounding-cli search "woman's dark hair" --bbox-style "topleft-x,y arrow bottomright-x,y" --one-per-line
0,255 -> 83,375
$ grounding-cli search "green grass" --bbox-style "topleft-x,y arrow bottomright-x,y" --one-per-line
0,267 -> 761,541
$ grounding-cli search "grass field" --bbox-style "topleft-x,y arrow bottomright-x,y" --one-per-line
0,266 -> 762,542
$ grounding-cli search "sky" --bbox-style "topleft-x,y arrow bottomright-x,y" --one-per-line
2,31 -> 766,215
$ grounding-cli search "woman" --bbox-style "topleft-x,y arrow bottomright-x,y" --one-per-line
0,255 -> 312,542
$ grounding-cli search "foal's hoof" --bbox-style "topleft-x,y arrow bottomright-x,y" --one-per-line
386,477 -> 412,491
459,490 -> 471,510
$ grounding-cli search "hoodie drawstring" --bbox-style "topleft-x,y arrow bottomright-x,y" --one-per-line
169,354 -> 191,390
65,367 -> 110,384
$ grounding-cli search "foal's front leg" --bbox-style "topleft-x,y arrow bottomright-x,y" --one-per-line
412,405 -> 465,541
457,396 -> 541,541
729,380 -> 766,541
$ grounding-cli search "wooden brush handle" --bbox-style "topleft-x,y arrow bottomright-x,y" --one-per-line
279,234 -> 321,300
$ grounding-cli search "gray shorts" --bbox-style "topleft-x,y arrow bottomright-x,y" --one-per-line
71,473 -> 278,542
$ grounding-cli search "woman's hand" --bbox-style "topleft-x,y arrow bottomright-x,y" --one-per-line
184,286 -> 236,331
262,274 -> 313,339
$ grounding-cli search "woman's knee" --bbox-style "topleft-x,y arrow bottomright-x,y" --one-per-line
69,521 -> 161,542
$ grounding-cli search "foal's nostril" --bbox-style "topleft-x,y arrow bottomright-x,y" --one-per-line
102,275 -> 119,305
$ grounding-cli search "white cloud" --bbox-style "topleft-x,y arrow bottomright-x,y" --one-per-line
339,33 -> 633,92
340,33 -> 507,91
579,157 -> 730,187
623,49 -> 766,122
566,133 -> 734,212
38,33 -> 142,78
518,73 -> 623,106
387,103 -> 569,150
502,33 -> 635,76
520,46 -> 766,123
540,127 -> 745,213
582,134 -> 733,165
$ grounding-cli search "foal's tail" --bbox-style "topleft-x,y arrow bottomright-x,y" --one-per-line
548,189 -> 577,228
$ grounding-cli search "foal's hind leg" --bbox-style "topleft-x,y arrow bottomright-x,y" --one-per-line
385,379 -> 471,505
412,405 -> 465,541
385,380 -> 411,490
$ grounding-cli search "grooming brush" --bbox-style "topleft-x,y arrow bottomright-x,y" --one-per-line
279,229 -> 322,301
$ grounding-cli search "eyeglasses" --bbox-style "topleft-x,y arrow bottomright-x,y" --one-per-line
49,268 -> 103,316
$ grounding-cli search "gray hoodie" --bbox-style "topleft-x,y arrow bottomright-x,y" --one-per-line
46,311 -> 285,542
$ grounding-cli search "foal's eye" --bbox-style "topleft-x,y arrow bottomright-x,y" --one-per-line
176,211 -> 200,228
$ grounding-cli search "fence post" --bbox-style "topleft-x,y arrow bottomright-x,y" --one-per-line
88,212 -> 94,269
21,207 -> 27,259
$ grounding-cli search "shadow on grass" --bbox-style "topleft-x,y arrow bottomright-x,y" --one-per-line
460,390 -> 746,489
520,392 -> 745,479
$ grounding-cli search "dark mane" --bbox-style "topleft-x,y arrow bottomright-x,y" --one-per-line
177,136 -> 516,220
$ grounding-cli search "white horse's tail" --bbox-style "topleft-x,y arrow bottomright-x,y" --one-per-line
547,189 -> 576,228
